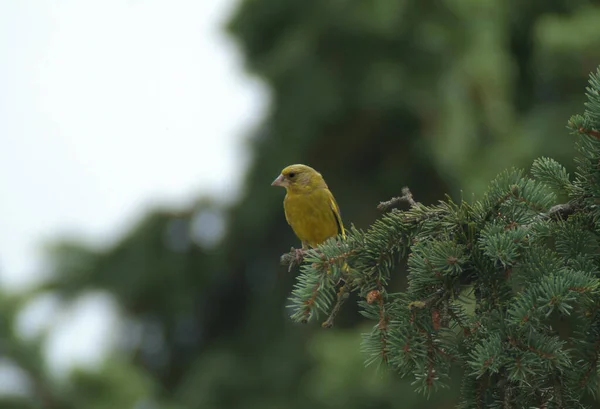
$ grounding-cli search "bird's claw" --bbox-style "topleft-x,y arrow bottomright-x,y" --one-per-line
293,247 -> 305,264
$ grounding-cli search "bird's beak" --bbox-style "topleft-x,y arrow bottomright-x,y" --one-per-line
271,174 -> 287,187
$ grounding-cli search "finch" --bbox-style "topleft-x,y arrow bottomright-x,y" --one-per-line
271,164 -> 345,249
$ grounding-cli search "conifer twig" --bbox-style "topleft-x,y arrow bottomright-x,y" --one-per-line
578,126 -> 600,139
280,247 -> 305,272
321,284 -> 350,328
378,187 -> 417,211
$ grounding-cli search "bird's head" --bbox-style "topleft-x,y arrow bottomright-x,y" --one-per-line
271,164 -> 327,193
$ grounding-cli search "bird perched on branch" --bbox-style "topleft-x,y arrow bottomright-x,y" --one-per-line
271,164 -> 345,250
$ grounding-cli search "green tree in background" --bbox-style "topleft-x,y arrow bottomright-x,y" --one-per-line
1,1 -> 600,408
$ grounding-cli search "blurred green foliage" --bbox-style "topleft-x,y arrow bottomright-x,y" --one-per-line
2,0 -> 600,408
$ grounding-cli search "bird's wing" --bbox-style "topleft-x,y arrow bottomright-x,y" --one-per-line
328,191 -> 345,239
283,195 -> 292,226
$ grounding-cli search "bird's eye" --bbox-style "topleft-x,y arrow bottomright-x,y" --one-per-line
288,172 -> 295,178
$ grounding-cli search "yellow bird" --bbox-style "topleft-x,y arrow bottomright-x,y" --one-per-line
271,164 -> 345,249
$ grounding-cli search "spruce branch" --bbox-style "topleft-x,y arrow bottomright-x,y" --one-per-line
288,248 -> 339,323
281,238 -> 357,273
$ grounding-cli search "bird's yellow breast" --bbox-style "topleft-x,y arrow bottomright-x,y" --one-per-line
283,188 -> 340,248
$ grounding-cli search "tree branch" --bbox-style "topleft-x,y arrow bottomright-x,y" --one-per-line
578,126 -> 600,139
321,284 -> 350,328
378,187 -> 417,211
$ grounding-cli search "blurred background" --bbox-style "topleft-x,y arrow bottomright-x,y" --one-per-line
1,0 -> 600,408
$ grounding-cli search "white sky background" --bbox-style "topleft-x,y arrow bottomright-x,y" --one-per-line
0,0 -> 266,374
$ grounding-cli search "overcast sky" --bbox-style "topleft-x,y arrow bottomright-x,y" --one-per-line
0,0 -> 265,374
